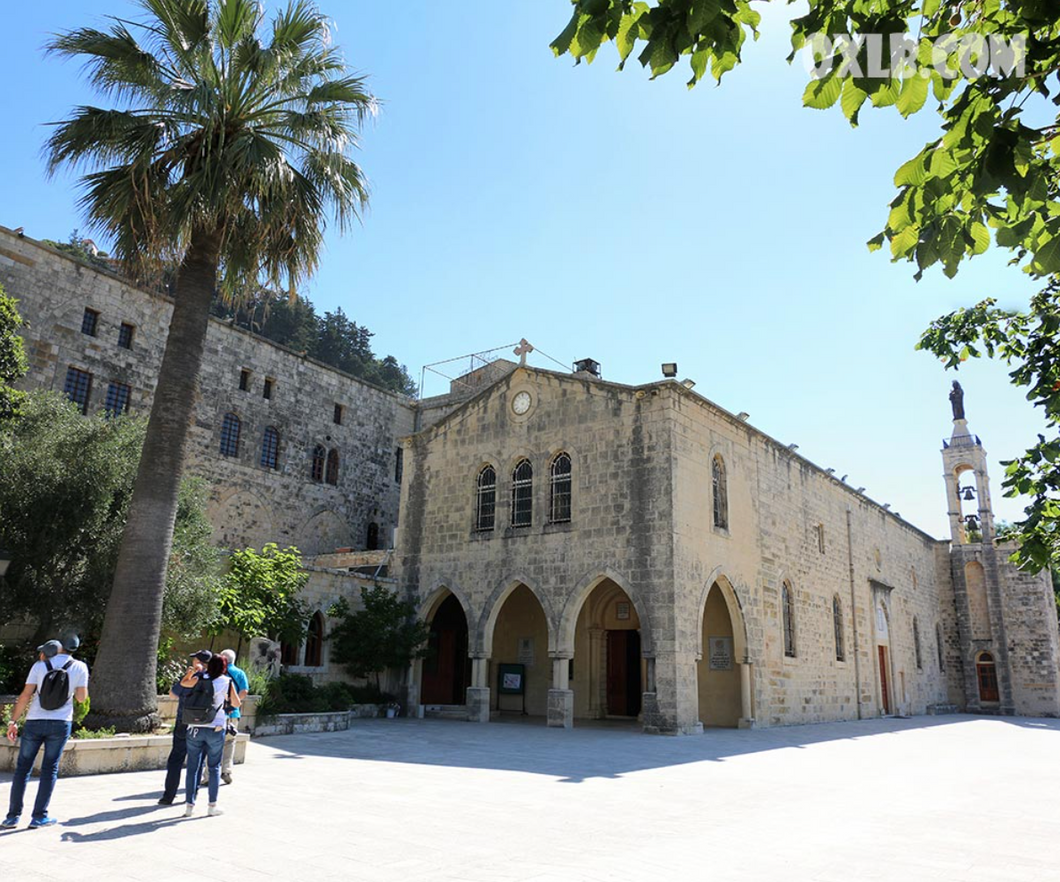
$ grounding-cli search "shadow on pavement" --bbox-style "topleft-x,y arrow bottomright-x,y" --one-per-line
247,712 -> 1051,784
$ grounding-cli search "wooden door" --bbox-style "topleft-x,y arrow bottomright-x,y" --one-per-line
607,630 -> 642,716
878,646 -> 890,714
977,656 -> 999,702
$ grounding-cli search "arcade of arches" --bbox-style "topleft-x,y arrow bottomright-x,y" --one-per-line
410,576 -> 752,731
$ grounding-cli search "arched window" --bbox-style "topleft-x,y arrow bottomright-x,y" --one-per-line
475,466 -> 496,532
782,581 -> 796,658
511,459 -> 533,528
366,521 -> 380,551
913,617 -> 922,670
260,426 -> 280,470
311,444 -> 326,482
325,448 -> 340,485
220,413 -> 241,457
304,613 -> 324,668
712,455 -> 728,530
936,623 -> 946,672
549,453 -> 572,523
280,639 -> 300,667
976,651 -> 999,702
833,595 -> 844,661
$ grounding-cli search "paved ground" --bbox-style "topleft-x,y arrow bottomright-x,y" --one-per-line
1,714 -> 1057,881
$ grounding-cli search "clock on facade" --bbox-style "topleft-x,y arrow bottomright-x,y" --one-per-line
512,391 -> 532,415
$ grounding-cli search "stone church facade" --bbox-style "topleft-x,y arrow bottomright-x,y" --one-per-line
3,223 -> 1058,733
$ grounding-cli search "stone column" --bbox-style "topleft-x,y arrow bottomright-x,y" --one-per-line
547,654 -> 573,729
405,659 -> 423,719
587,627 -> 605,719
738,660 -> 755,729
466,655 -> 491,723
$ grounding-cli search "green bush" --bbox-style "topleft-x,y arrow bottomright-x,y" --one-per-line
256,673 -> 367,718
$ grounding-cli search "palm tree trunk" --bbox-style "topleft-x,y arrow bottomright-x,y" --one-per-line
86,227 -> 221,732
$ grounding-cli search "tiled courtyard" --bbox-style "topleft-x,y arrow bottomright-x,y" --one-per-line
1,714 -> 1056,881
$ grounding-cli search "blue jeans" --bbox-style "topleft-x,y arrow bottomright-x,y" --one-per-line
185,726 -> 224,805
162,723 -> 201,802
7,719 -> 72,820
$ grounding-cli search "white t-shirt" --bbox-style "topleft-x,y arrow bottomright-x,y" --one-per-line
186,674 -> 232,729
26,654 -> 90,723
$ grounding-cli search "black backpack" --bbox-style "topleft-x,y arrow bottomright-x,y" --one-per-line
182,674 -> 222,725
38,659 -> 73,711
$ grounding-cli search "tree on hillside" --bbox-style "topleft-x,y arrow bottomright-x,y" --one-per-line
552,1 -> 1060,570
0,284 -> 28,422
0,392 -> 221,650
45,0 -> 376,730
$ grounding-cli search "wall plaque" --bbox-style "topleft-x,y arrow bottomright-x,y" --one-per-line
708,636 -> 733,671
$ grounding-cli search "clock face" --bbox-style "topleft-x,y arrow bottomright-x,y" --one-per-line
512,391 -> 532,415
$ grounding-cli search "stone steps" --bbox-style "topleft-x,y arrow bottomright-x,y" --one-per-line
423,704 -> 468,720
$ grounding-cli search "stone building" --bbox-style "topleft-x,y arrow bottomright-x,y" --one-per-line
2,223 -> 1058,731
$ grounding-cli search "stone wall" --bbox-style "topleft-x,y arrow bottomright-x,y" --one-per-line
0,225 -> 414,555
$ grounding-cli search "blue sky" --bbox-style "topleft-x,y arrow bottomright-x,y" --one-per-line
0,1 -> 1046,537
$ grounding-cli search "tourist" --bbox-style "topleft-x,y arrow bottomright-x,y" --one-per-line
180,653 -> 240,817
219,649 -> 249,785
2,636 -> 90,829
158,650 -> 211,805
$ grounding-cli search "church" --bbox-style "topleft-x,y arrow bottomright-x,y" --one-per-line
3,223 -> 1058,734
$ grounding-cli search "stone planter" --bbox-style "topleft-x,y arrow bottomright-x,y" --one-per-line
0,732 -> 249,777
253,710 -> 351,737
349,703 -> 384,719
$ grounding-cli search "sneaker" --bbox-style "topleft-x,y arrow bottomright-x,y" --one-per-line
157,797 -> 174,806
183,804 -> 195,818
1,816 -> 18,829
221,772 -> 232,785
207,804 -> 224,817
28,817 -> 57,829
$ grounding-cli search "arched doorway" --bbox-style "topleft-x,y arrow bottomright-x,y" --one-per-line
976,651 -> 999,703
486,584 -> 550,718
874,598 -> 893,715
697,582 -> 741,727
572,579 -> 643,720
421,593 -> 470,705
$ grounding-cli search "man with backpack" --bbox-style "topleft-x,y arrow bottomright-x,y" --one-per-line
3,636 -> 89,829
158,650 -> 211,805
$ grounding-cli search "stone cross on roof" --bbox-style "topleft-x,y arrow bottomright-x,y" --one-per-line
514,338 -> 534,366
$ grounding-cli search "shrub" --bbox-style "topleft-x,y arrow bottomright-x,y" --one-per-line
256,672 -> 361,717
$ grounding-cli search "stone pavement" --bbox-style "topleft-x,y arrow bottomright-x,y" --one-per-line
1,714 -> 1057,881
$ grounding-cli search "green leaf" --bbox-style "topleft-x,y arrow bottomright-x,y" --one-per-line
894,154 -> 929,187
891,224 -> 920,259
803,72 -> 842,110
841,78 -> 868,125
896,74 -> 929,118
1030,235 -> 1060,275
970,221 -> 990,255
688,0 -> 721,33
867,232 -> 885,252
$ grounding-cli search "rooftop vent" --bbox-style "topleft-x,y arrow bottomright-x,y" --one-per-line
573,358 -> 601,378
661,363 -> 678,378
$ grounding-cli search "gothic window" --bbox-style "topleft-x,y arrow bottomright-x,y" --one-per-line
511,459 -> 533,528
280,639 -> 300,667
325,448 -> 340,485
64,366 -> 93,414
712,455 -> 728,530
833,595 -> 844,661
976,652 -> 999,702
304,613 -> 324,667
81,307 -> 99,337
913,617 -> 922,670
366,521 -> 380,550
936,623 -> 945,672
475,465 -> 496,532
260,426 -> 280,470
311,445 -> 326,482
782,581 -> 796,658
238,369 -> 250,391
117,322 -> 135,349
219,413 -> 241,457
549,453 -> 572,523
104,382 -> 131,417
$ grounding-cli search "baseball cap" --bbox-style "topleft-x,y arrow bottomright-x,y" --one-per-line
61,633 -> 80,652
37,640 -> 62,658
189,650 -> 212,663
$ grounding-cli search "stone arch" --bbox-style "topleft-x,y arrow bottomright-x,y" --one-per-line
418,581 -> 474,707
418,579 -> 477,643
557,567 -> 653,656
477,576 -> 557,655
296,508 -> 351,556
694,569 -> 748,662
209,488 -> 274,550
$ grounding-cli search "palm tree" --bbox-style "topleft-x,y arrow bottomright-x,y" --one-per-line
45,0 -> 374,730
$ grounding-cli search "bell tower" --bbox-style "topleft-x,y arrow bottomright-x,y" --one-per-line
941,381 -> 995,546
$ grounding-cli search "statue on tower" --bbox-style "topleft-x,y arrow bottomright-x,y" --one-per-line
949,380 -> 965,421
